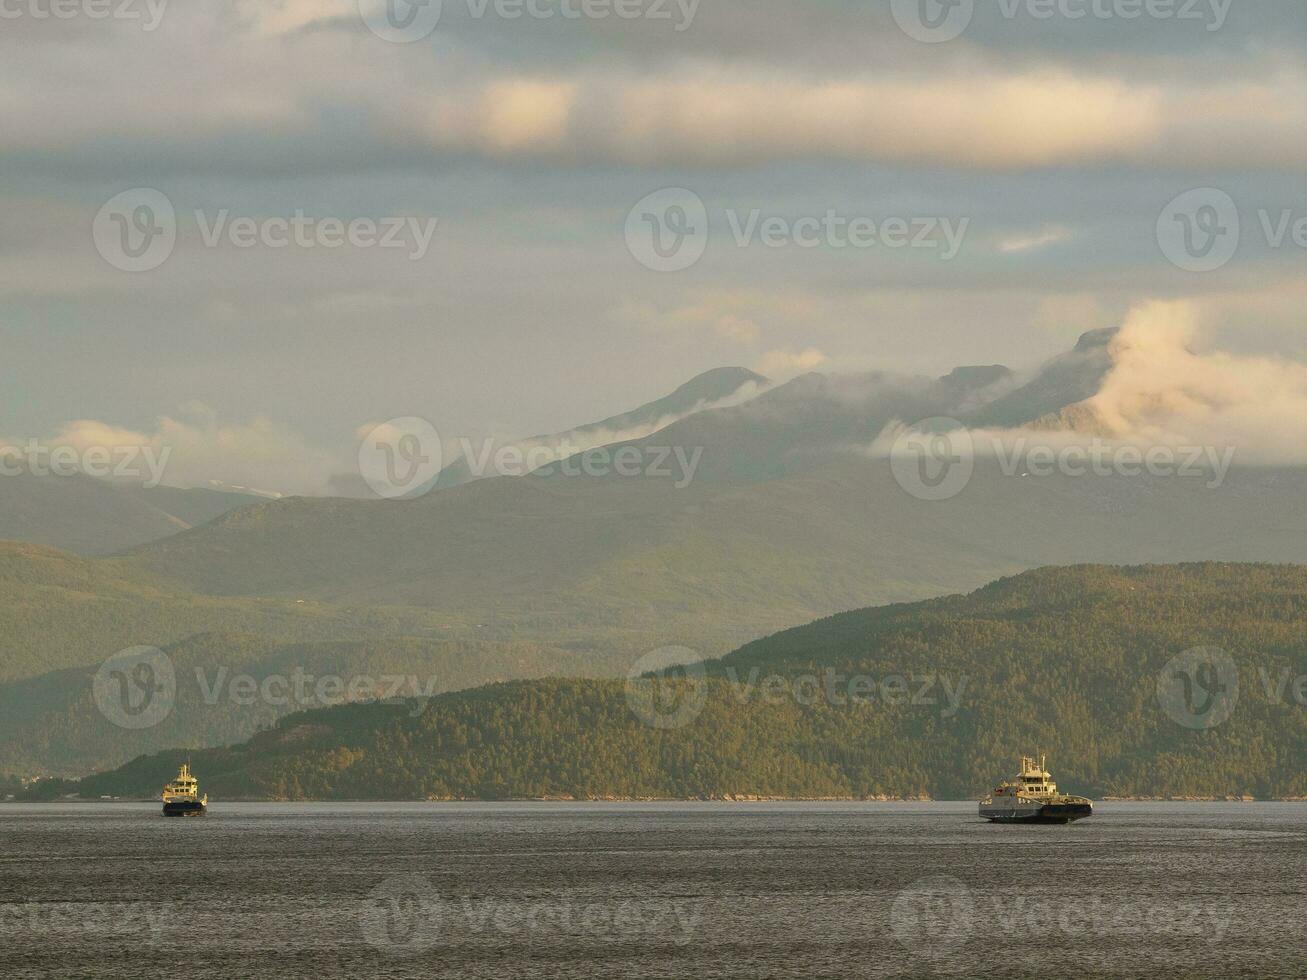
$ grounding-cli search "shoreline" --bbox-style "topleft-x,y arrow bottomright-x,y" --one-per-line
8,796 -> 1306,805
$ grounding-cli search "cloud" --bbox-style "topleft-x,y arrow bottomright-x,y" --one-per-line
4,407 -> 338,496
916,301 -> 1307,468
755,348 -> 827,378
233,0 -> 355,37
1075,301 -> 1307,463
997,227 -> 1073,254
393,67 -> 1160,169
618,293 -> 763,344
5,5 -> 1307,175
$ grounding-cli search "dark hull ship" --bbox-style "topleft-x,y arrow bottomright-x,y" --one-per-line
979,756 -> 1093,824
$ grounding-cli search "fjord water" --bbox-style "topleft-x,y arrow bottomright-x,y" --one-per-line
1,802 -> 1302,979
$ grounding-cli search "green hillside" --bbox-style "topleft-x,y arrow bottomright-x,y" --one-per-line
0,630 -> 623,777
0,542 -> 702,776
0,472 -> 261,556
62,564 -> 1307,802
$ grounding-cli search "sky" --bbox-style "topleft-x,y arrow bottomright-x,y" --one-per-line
3,0 -> 1307,493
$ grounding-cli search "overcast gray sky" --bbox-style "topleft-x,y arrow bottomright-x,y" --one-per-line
3,0 -> 1306,492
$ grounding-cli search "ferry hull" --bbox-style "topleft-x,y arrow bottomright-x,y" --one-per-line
162,800 -> 206,817
981,801 -> 1092,824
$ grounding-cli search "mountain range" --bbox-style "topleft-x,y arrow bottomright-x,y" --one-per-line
6,327 -> 1307,777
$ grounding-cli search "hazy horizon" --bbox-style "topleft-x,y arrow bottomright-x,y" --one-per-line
6,1 -> 1307,494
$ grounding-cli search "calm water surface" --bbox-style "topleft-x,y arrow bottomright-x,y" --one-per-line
1,802 -> 1302,978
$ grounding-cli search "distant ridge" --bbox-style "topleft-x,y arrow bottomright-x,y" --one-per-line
423,366 -> 769,491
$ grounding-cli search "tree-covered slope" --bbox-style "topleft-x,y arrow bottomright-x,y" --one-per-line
67,564 -> 1307,802
0,472 -> 262,556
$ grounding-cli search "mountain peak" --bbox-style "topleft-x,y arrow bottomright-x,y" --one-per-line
422,366 -> 769,492
667,367 -> 769,404
1074,327 -> 1119,353
939,365 -> 1013,390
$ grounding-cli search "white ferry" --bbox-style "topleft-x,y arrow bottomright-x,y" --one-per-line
979,756 -> 1092,824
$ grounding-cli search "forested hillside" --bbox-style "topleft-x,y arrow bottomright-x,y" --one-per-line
62,564 -> 1307,801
